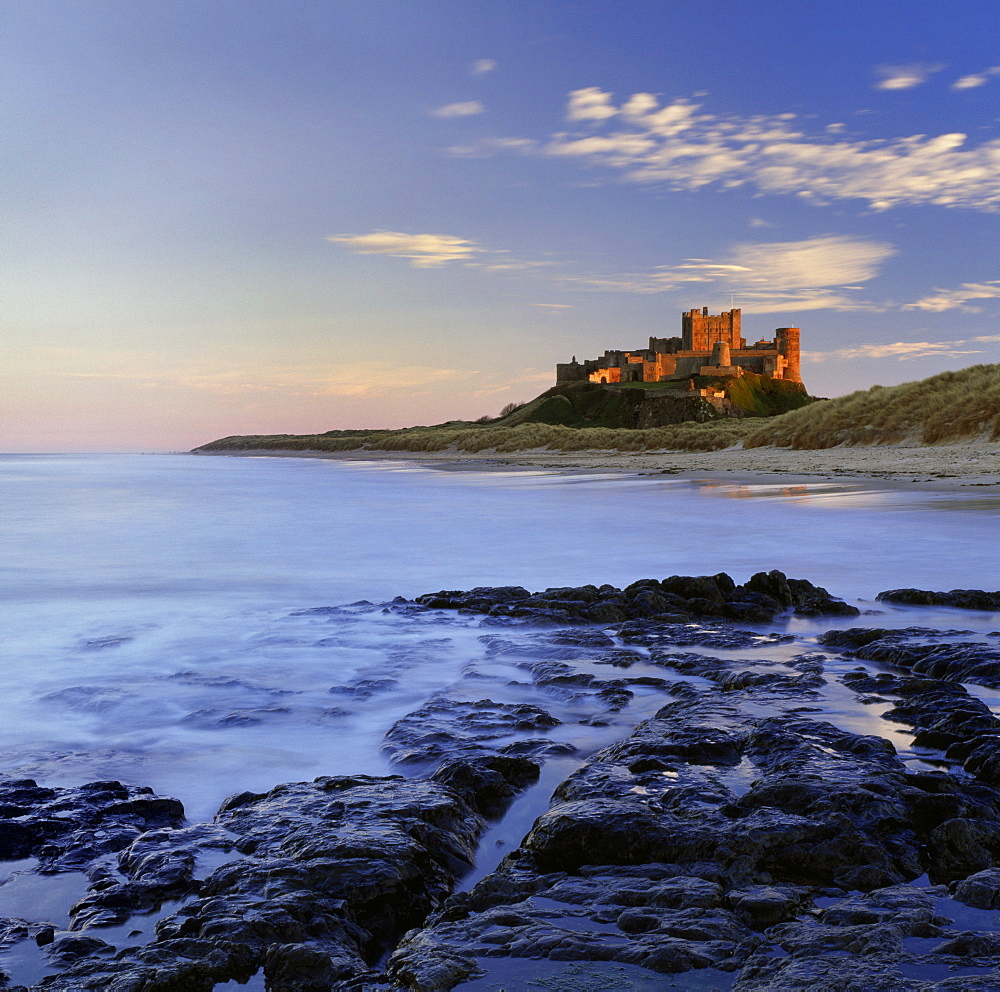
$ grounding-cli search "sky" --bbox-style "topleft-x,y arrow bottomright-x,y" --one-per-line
2,0 -> 999,451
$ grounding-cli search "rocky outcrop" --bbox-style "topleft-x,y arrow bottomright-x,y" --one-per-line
386,691 -> 1000,988
0,778 -> 184,870
381,697 -> 561,766
877,587 -> 1000,611
822,624 -> 1000,687
37,775 -> 494,990
416,570 -> 859,626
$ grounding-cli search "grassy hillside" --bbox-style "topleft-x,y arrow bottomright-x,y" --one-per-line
744,364 -> 1000,449
494,373 -> 809,428
499,381 -> 717,429
698,373 -> 812,418
194,417 -> 758,455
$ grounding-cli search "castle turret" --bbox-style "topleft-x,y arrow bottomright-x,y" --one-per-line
711,340 -> 731,367
775,327 -> 801,383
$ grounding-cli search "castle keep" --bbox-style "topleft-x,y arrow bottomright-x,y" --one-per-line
556,307 -> 801,386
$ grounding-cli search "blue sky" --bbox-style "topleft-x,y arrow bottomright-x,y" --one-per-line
2,0 -> 999,450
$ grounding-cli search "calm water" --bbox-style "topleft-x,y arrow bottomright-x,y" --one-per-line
1,452 -> 998,819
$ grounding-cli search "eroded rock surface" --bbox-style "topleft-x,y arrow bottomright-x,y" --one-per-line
0,778 -> 184,871
8,580 -> 1000,991
385,640 -> 1000,991
36,775 -> 492,990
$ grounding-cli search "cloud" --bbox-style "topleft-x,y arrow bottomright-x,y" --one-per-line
805,338 -> 987,362
471,58 -> 497,75
432,100 -> 485,118
951,66 -> 1000,90
531,303 -> 574,308
727,236 -> 893,288
566,86 -> 619,121
507,88 -> 1000,211
561,235 -> 894,312
57,359 -> 480,399
475,259 -> 554,272
328,231 -> 484,267
446,137 -> 538,158
874,63 -> 944,90
328,231 -> 552,275
304,364 -> 479,397
903,280 -> 1000,312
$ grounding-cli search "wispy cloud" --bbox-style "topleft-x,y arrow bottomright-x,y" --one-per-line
807,333 -> 1000,362
561,235 -> 894,312
446,137 -> 538,158
327,231 -> 484,267
531,303 -> 574,309
903,280 -> 1000,312
874,63 -> 944,90
475,262 -> 553,272
951,66 -> 1000,90
471,58 -> 497,75
469,88 -> 1000,212
432,100 -> 485,118
57,357 -> 480,398
328,231 -> 557,274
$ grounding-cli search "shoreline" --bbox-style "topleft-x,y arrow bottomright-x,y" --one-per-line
193,439 -> 1000,493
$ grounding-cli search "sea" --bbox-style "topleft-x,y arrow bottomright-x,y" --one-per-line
1,452 -> 999,985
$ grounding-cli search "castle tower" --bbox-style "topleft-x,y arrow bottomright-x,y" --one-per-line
682,307 -> 741,352
712,340 -> 732,367
775,327 -> 801,383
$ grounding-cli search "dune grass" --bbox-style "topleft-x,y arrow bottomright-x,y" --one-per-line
195,417 -> 757,455
744,364 -> 1000,449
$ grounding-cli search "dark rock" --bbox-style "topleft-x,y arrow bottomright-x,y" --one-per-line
819,626 -> 899,648
44,933 -> 115,964
869,639 -> 1000,686
381,696 -> 560,766
727,885 -> 811,927
952,867 -> 1000,909
43,775 -> 485,990
0,778 -> 184,871
431,755 -> 540,817
877,587 -> 1000,611
411,570 -> 856,626
70,823 -> 236,929
661,574 -> 728,606
928,817 -> 1000,882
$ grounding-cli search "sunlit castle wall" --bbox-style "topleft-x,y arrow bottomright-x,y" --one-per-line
682,307 -> 743,351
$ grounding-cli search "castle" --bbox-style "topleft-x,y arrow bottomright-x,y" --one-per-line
556,307 -> 801,386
